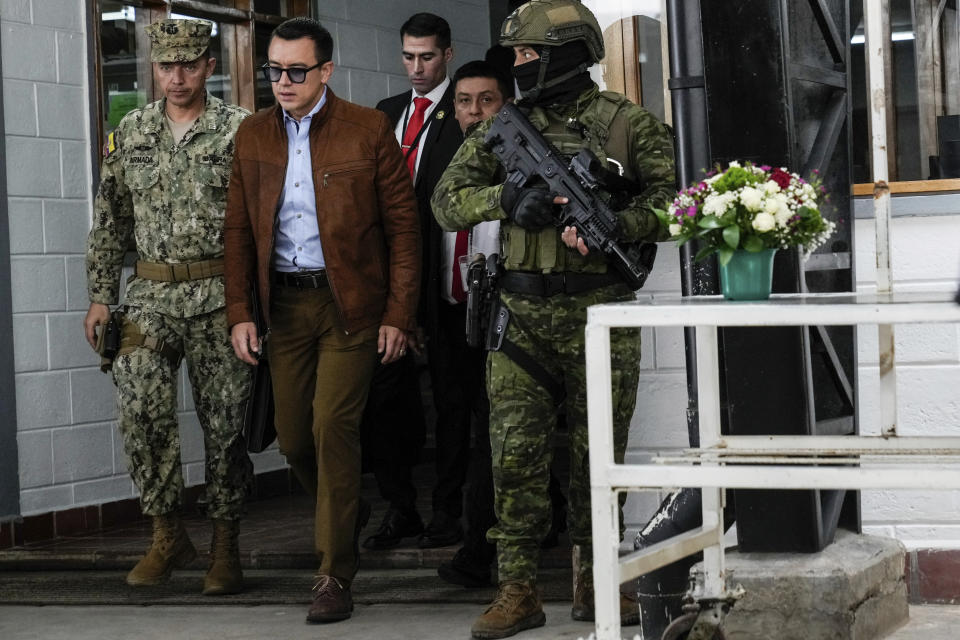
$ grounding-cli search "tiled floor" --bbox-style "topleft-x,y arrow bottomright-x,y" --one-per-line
3,463 -> 572,572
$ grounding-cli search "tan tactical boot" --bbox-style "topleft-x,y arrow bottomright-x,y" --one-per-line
471,580 -> 546,639
202,518 -> 243,595
571,567 -> 640,626
126,514 -> 197,586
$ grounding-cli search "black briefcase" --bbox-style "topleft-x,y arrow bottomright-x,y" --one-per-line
242,286 -> 277,453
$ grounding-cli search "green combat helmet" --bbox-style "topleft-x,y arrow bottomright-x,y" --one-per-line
499,0 -> 604,101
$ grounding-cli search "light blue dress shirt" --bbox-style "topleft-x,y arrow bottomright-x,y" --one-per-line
273,88 -> 327,272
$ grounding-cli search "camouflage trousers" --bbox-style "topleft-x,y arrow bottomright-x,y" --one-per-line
486,284 -> 641,583
112,306 -> 253,520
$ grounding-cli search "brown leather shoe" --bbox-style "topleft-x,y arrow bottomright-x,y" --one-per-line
471,580 -> 546,639
571,567 -> 640,626
306,575 -> 353,623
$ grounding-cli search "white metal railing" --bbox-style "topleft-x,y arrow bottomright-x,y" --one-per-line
586,290 -> 960,640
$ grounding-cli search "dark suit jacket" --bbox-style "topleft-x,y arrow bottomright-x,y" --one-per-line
376,84 -> 463,336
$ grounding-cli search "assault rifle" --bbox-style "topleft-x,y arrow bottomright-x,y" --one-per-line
484,102 -> 656,290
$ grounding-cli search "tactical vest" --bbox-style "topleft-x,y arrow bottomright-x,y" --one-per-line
501,91 -> 635,274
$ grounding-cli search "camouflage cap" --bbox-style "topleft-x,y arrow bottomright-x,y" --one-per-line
145,19 -> 212,63
500,0 -> 604,62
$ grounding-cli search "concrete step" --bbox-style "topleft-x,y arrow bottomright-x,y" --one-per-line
0,567 -> 573,606
0,543 -> 573,572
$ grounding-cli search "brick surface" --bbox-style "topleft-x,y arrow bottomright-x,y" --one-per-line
18,511 -> 55,544
338,23 -> 379,71
177,412 -> 205,464
111,422 -> 128,475
43,198 -> 89,254
1,23 -> 57,82
315,0 -> 348,20
7,197 -> 43,255
10,256 -> 66,312
12,313 -> 47,373
100,497 -> 143,528
37,84 -> 85,140
1,0 -> 32,23
2,78 -> 37,135
4,137 -> 61,197
16,429 -> 52,488
915,549 -> 960,604
57,31 -> 86,85
47,312 -> 98,369
73,475 -> 135,506
66,256 -> 90,311
349,68 -> 389,109
14,371 -> 70,430
61,140 -> 89,198
18,485 -> 73,516
69,368 -> 117,423
54,505 -> 100,536
52,422 -> 114,483
375,28 -> 405,77
31,0 -> 82,31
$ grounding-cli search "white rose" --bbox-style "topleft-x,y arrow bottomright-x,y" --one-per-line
752,212 -> 776,232
669,223 -> 682,236
728,160 -> 740,168
764,180 -> 781,195
740,187 -> 764,212
763,197 -> 779,214
774,204 -> 792,227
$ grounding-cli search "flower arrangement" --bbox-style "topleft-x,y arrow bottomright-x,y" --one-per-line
656,161 -> 835,265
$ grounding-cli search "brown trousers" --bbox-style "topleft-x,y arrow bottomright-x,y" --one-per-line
268,284 -> 379,581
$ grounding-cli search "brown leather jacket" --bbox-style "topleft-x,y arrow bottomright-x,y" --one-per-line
224,89 -> 420,334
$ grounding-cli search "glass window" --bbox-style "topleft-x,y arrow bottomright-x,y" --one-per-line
585,1 -> 667,120
99,3 -> 150,139
851,0 -> 960,184
93,0 -> 309,152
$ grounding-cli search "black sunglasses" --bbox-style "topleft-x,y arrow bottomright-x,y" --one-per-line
260,62 -> 324,84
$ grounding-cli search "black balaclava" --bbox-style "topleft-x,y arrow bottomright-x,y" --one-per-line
512,41 -> 593,107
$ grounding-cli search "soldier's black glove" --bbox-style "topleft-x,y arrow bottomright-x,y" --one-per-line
500,182 -> 555,231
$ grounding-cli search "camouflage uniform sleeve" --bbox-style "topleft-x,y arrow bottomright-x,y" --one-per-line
616,106 -> 676,243
86,123 -> 134,305
430,120 -> 507,232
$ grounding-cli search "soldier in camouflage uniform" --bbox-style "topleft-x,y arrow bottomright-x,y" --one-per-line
83,19 -> 252,596
431,2 -> 675,637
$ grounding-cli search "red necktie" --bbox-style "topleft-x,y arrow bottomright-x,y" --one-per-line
451,230 -> 469,302
402,97 -> 432,179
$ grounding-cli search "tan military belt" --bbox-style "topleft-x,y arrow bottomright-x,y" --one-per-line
135,258 -> 224,282
116,319 -> 183,369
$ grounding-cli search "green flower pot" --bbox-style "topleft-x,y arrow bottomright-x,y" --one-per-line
719,248 -> 777,300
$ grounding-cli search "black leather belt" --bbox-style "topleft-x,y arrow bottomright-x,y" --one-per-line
272,269 -> 328,289
499,270 -> 623,297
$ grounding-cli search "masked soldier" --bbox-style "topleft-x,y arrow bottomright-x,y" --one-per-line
83,19 -> 252,595
431,1 -> 676,637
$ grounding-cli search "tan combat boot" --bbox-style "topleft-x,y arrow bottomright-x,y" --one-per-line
126,514 -> 197,586
571,566 -> 640,626
202,518 -> 243,595
471,579 -> 546,639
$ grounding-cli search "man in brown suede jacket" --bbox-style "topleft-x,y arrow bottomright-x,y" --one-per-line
223,17 -> 420,625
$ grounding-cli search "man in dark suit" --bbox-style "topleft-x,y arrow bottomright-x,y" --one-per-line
363,12 -> 478,551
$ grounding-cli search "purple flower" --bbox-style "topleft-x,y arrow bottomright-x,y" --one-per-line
686,206 -> 697,217
760,165 -> 771,171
